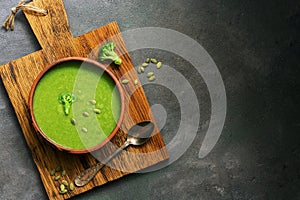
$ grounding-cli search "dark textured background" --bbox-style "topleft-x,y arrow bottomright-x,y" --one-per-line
0,0 -> 300,199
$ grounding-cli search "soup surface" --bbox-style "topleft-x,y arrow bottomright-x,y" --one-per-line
33,60 -> 121,150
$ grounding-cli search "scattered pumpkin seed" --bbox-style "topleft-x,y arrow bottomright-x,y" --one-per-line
83,112 -> 89,117
146,72 -> 154,78
151,58 -> 158,64
82,127 -> 88,133
93,108 -> 101,114
148,75 -> 156,81
142,62 -> 148,67
69,183 -> 75,191
145,58 -> 150,63
141,66 -> 145,72
121,79 -> 129,84
62,180 -> 68,186
51,166 -> 72,194
50,169 -> 56,176
157,61 -> 162,69
137,66 -> 142,74
134,79 -> 138,85
55,166 -> 61,172
89,99 -> 97,105
54,175 -> 61,181
60,184 -> 65,191
70,118 -> 77,125
59,189 -> 68,194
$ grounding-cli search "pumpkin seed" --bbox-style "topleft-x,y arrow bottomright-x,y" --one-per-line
61,170 -> 66,176
148,75 -> 156,81
146,72 -> 154,78
62,180 -> 68,186
59,189 -> 68,194
54,175 -> 61,181
137,66 -> 142,74
60,184 -> 65,191
157,62 -> 162,69
89,99 -> 97,105
134,79 -> 138,85
121,79 -> 129,84
55,166 -> 61,172
50,169 -> 56,176
93,108 -> 101,114
141,66 -> 145,72
142,62 -> 148,67
70,118 -> 76,125
69,183 -> 75,191
83,112 -> 89,117
151,58 -> 158,64
145,58 -> 150,63
82,127 -> 88,133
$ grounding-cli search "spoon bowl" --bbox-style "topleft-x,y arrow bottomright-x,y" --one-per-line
126,121 -> 154,146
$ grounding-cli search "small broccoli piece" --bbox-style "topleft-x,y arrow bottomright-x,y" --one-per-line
98,42 -> 122,65
58,93 -> 75,116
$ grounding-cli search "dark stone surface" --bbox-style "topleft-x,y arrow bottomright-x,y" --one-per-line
0,0 -> 300,199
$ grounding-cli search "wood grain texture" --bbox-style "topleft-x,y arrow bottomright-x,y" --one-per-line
0,0 -> 168,199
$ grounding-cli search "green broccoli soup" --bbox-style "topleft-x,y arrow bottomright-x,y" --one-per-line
33,60 -> 121,151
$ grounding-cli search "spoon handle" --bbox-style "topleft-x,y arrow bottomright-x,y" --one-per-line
74,141 -> 130,187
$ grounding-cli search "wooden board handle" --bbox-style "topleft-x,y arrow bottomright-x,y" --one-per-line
24,0 -> 75,55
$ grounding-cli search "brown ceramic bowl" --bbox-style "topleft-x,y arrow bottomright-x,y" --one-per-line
28,57 -> 124,154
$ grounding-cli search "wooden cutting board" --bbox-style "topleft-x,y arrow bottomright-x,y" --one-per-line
0,0 -> 168,199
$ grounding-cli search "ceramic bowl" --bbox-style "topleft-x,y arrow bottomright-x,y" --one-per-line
28,57 -> 124,154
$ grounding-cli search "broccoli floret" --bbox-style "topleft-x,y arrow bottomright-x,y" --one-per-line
58,93 -> 75,116
98,42 -> 122,65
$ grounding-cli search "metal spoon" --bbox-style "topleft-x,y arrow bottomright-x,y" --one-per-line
74,121 -> 155,187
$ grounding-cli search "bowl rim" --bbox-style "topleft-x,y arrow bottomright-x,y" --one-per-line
28,57 -> 125,154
